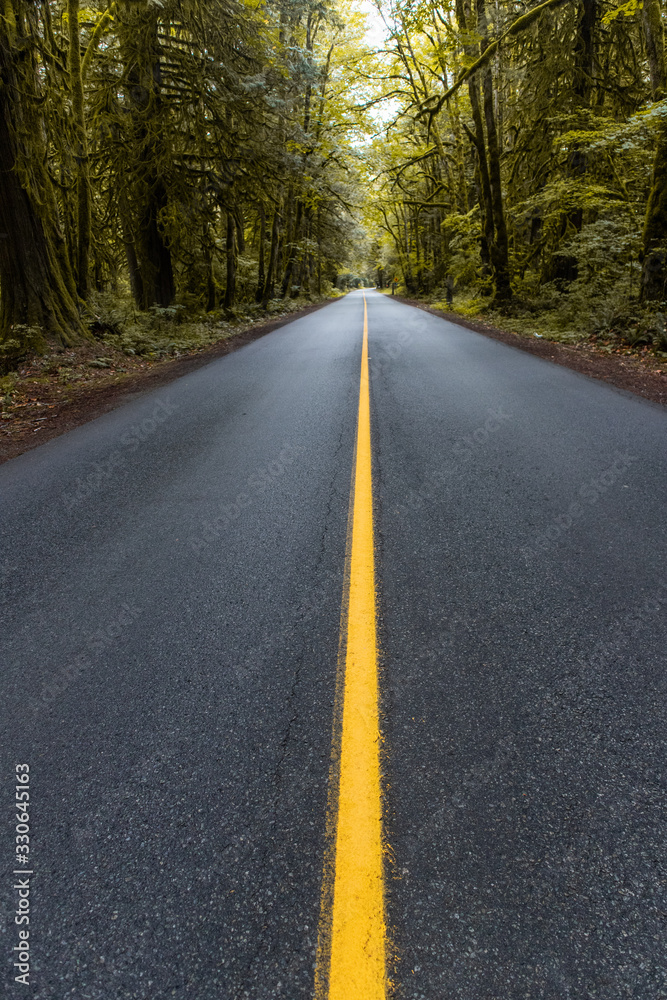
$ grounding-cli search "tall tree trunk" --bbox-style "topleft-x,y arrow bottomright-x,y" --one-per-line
256,203 -> 266,302
0,6 -> 85,352
641,0 -> 667,301
224,210 -> 236,309
118,188 -> 144,306
234,208 -> 245,253
206,264 -> 216,312
414,211 -> 422,290
262,204 -> 281,306
316,207 -> 322,296
643,0 -> 666,99
478,0 -> 512,302
573,0 -> 598,105
547,0 -> 599,285
120,0 -> 174,308
458,0 -> 494,283
281,200 -> 303,297
68,0 -> 91,300
139,179 -> 174,308
204,223 -> 216,311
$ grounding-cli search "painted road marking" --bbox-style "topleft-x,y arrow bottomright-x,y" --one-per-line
315,293 -> 387,999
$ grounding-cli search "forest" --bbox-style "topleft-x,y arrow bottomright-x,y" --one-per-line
0,0 -> 370,367
1,0 -> 667,367
366,0 -> 667,349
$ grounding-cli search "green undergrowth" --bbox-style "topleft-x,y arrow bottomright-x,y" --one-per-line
87,289 -> 340,360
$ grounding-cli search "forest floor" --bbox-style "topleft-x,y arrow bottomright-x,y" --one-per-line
390,293 -> 667,409
0,297 -> 334,465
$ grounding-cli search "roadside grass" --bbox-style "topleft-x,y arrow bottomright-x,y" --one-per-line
86,288 -> 342,360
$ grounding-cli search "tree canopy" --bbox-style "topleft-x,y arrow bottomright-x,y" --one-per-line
362,0 -> 667,344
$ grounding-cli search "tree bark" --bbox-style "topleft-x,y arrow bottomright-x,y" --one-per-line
573,0 -> 598,105
68,0 -> 91,300
204,222 -> 216,312
118,188 -> 144,306
316,206 -> 323,295
256,203 -> 266,302
0,6 -> 85,352
481,59 -> 511,300
281,200 -> 303,297
224,210 -> 236,309
458,0 -> 494,282
641,0 -> 667,301
138,179 -> 174,308
475,0 -> 512,300
262,204 -> 281,306
643,0 -> 666,99
120,1 -> 174,308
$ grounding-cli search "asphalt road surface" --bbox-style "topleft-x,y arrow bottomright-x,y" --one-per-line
1,290 -> 666,999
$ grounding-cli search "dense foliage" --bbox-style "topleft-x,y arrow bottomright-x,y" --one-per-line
364,0 -> 667,345
0,0 -> 366,359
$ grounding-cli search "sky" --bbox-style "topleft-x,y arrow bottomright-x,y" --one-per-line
358,0 -> 390,50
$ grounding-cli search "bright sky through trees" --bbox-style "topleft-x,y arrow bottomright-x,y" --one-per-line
359,0 -> 389,49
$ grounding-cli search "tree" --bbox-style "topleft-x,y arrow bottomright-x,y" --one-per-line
0,1 -> 86,352
641,0 -> 667,301
365,0 -> 659,323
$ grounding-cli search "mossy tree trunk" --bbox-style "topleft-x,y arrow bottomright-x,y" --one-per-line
281,200 -> 303,298
481,57 -> 511,301
573,0 -> 598,104
642,128 -> 667,302
641,0 -> 667,302
119,0 -> 174,309
224,211 -> 236,309
262,202 -> 282,307
457,0 -> 494,278
68,0 -> 91,300
0,1 -> 85,352
476,0 -> 512,302
457,0 -> 511,300
255,203 -> 266,303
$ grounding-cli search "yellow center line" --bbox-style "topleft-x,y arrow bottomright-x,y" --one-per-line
315,292 -> 387,1000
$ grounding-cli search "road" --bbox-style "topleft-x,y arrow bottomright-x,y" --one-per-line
1,290 -> 666,999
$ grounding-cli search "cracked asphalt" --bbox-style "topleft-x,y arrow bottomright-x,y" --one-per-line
1,290 -> 666,998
